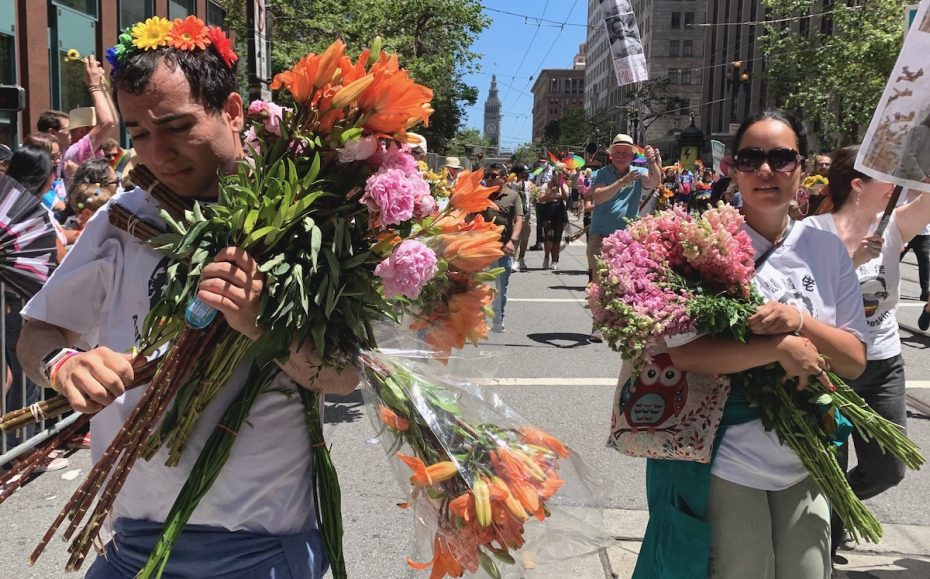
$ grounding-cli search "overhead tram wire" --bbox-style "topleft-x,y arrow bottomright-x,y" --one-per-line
495,0 -> 550,107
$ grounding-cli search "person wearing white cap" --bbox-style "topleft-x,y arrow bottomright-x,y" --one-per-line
62,56 -> 118,185
409,133 -> 427,162
585,133 -> 661,342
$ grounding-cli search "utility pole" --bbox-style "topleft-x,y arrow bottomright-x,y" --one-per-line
247,0 -> 272,102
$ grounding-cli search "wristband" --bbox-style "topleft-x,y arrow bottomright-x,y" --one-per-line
791,304 -> 805,336
48,350 -> 82,392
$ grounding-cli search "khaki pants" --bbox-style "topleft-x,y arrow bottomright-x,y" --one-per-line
706,475 -> 830,579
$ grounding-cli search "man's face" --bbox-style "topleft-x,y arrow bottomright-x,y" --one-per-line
69,126 -> 91,143
118,61 -> 243,198
609,144 -> 634,171
814,155 -> 831,176
485,171 -> 505,193
103,147 -> 120,164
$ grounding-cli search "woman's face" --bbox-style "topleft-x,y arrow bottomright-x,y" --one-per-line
732,119 -> 803,216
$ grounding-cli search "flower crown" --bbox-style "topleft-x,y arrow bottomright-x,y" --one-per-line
106,16 -> 237,75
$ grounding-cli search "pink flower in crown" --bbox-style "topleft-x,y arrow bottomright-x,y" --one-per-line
336,135 -> 379,164
375,240 -> 438,299
380,142 -> 419,177
361,168 -> 415,226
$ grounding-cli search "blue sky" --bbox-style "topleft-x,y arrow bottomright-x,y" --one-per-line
461,1 -> 588,149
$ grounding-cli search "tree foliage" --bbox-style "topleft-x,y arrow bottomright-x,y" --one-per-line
219,0 -> 490,149
510,141 -> 545,166
759,0 -> 907,148
445,128 -> 490,157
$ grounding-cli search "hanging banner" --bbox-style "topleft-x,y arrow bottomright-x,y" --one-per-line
711,140 -> 726,175
601,0 -> 649,87
857,0 -> 930,192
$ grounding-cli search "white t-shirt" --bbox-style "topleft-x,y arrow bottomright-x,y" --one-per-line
805,213 -> 903,360
669,220 -> 866,491
22,187 -> 317,534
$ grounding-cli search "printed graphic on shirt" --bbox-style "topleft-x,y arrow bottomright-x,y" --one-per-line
148,257 -> 170,310
858,268 -> 890,326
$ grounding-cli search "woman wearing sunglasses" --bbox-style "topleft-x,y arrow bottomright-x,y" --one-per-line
804,146 -> 930,558
637,111 -> 867,579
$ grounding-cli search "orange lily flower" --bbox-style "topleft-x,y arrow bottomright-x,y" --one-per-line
356,52 -> 433,137
270,40 -> 346,104
450,170 -> 498,213
439,230 -> 504,273
540,476 -> 565,500
507,477 -> 540,514
449,492 -> 476,523
488,476 -> 529,521
396,453 -> 459,486
519,426 -> 570,458
407,532 -> 468,579
378,405 -> 409,431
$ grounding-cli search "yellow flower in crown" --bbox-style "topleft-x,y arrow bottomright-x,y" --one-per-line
131,17 -> 172,51
167,16 -> 209,51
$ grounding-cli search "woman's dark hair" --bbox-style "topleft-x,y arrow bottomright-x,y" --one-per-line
825,145 -> 869,212
6,144 -> 53,196
733,109 -> 809,160
111,47 -> 237,115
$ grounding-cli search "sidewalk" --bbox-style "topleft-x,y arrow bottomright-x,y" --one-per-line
552,509 -> 930,578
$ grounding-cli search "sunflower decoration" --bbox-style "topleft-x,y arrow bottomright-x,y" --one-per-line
105,16 -> 236,76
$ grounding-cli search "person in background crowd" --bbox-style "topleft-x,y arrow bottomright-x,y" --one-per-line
587,133 -> 661,342
510,164 -> 533,272
100,137 -> 131,179
6,144 -> 55,201
62,56 -> 118,184
481,164 -> 523,333
805,146 -> 930,561
56,158 -> 121,263
689,167 -> 715,212
919,296 -> 930,332
677,167 -> 694,205
0,144 -> 10,174
900,211 -> 929,304
409,133 -> 427,162
539,163 -> 569,271
636,110 -> 866,579
36,110 -> 72,154
813,154 -> 832,178
23,133 -> 66,213
442,156 -> 462,186
530,157 -> 552,251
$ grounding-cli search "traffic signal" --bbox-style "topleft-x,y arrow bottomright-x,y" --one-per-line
0,85 -> 25,111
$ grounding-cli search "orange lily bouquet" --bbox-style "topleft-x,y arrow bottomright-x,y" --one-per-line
359,352 -> 609,578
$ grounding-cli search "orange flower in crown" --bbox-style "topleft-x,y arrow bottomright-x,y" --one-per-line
109,16 -> 236,75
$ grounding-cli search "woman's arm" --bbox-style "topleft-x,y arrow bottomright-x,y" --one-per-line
894,189 -> 930,243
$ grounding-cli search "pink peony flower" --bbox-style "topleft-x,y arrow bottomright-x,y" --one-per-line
243,127 -> 261,154
409,174 -> 437,218
380,142 -> 419,177
247,99 -> 286,136
361,168 -> 415,226
336,135 -> 379,164
375,240 -> 438,299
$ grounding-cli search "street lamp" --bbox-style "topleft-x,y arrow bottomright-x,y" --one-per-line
728,60 -> 751,123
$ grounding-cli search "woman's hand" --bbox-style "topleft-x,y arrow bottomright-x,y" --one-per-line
851,234 -> 882,267
748,301 -> 804,335
197,247 -> 265,341
774,335 -> 834,391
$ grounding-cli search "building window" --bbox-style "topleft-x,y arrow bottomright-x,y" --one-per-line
551,78 -> 559,94
120,0 -> 153,30
681,69 -> 691,84
682,40 -> 693,57
668,68 -> 678,84
168,0 -> 196,18
207,1 -> 227,28
671,12 -> 681,29
53,0 -> 97,17
669,40 -> 679,57
684,12 -> 694,28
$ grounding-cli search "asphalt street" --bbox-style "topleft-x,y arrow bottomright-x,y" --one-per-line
1,233 -> 928,578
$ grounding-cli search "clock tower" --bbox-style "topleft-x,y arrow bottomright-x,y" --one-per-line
483,75 -> 502,155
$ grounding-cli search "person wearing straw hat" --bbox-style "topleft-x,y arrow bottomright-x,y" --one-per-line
61,57 -> 118,185
409,133 -> 427,162
586,133 -> 661,342
18,16 -> 355,578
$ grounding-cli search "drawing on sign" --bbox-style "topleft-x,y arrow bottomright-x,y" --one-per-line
600,0 -> 648,87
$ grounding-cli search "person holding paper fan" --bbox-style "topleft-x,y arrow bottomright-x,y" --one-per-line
805,145 -> 930,558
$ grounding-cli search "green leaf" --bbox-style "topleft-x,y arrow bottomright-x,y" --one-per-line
243,226 -> 280,248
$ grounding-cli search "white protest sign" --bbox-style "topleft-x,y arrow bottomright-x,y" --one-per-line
601,0 -> 649,87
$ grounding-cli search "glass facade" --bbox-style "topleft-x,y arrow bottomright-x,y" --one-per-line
168,0 -> 196,19
120,0 -> 153,30
207,1 -> 226,28
53,0 -> 96,18
51,5 -> 96,112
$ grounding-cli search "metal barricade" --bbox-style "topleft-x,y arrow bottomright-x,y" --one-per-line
1,281 -> 58,466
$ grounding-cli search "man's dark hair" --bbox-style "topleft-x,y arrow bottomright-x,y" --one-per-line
37,110 -> 68,133
6,144 -> 53,196
733,109 -> 809,160
111,47 -> 238,115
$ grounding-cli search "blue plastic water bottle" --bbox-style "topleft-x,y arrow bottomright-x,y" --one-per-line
185,296 -> 218,329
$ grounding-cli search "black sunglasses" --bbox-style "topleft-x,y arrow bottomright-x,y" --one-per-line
734,147 -> 803,173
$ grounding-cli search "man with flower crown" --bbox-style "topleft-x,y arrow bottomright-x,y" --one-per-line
17,16 -> 357,578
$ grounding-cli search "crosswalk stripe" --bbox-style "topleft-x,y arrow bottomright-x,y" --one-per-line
470,378 -> 930,389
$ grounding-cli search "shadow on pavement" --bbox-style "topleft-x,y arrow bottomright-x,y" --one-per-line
526,332 -> 592,349
552,269 -> 589,276
324,389 -> 365,424
547,285 -> 589,292
901,331 -> 930,349
841,557 -> 930,578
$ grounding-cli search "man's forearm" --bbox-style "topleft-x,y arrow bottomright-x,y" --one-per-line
17,319 -> 72,387
511,215 -> 523,240
590,181 -> 623,205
